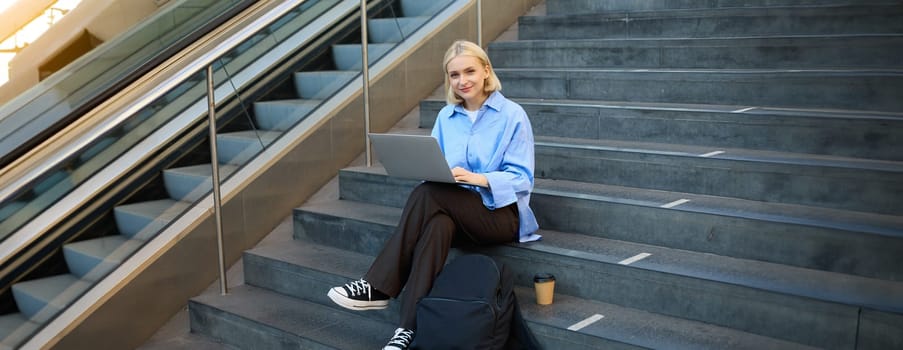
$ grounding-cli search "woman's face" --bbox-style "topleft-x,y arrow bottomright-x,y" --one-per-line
446,55 -> 489,109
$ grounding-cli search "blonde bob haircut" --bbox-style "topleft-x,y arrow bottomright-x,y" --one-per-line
443,40 -> 502,105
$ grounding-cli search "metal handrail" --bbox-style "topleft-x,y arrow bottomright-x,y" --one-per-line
0,0 -> 312,274
206,65 -> 228,295
0,0 -> 257,170
362,0 -> 372,167
0,0 -> 286,201
0,0 -> 305,205
477,0 -> 483,47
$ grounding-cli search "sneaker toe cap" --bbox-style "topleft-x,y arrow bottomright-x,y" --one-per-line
327,287 -> 347,298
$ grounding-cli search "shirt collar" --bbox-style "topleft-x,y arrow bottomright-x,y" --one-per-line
484,91 -> 504,112
446,91 -> 503,118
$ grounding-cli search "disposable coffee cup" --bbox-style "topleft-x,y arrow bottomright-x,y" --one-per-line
533,273 -> 556,305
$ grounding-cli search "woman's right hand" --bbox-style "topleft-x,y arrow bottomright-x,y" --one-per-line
452,167 -> 488,187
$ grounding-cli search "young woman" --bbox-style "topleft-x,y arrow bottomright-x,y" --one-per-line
327,40 -> 540,350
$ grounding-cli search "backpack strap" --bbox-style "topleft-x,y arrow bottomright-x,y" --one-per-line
506,293 -> 542,350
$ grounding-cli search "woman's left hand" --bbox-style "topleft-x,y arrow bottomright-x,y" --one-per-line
452,167 -> 489,187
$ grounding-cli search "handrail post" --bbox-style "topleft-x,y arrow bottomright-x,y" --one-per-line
206,65 -> 228,295
476,0 -> 482,47
361,0 -> 372,167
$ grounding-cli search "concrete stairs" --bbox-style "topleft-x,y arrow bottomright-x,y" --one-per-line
521,5 -> 903,40
185,1 -> 903,349
419,99 -> 903,161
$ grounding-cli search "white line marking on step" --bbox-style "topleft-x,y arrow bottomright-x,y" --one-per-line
618,253 -> 652,265
661,199 -> 691,208
699,151 -> 725,157
568,314 -> 605,331
732,107 -> 756,113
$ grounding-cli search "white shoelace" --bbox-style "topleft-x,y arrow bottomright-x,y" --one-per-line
386,328 -> 414,348
344,279 -> 372,298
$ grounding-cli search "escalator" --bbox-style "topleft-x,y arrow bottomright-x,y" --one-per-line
0,0 -> 455,347
0,0 -> 258,168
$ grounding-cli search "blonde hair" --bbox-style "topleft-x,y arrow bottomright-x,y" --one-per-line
443,40 -> 502,105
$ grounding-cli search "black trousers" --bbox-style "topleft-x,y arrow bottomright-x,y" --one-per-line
365,182 -> 519,329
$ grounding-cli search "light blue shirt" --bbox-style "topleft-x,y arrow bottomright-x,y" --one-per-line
432,91 -> 541,242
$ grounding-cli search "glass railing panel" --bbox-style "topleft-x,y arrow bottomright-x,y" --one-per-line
0,0 -> 340,241
0,70 -> 204,239
0,0 -> 344,346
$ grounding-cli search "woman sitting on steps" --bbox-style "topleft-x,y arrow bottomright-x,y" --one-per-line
327,39 -> 540,350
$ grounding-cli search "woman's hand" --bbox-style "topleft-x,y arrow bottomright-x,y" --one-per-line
452,167 -> 489,187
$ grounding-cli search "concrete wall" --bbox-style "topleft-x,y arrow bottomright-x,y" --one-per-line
0,0 -> 168,104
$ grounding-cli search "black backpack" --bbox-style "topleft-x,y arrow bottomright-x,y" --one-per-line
410,254 -> 540,350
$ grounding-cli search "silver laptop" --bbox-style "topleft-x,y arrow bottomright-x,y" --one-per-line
368,133 -> 459,184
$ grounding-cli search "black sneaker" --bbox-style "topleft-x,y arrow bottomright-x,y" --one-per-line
327,279 -> 389,310
383,328 -> 414,350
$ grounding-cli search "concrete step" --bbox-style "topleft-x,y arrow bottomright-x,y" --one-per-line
136,330 -> 237,350
489,35 -> 903,69
113,199 -> 191,240
494,68 -> 903,112
162,164 -> 239,202
532,136 -> 903,215
334,166 -> 903,281
252,99 -> 322,131
531,178 -> 903,282
189,284 -> 395,349
243,238 -> 822,349
546,0 -> 903,14
352,130 -> 903,214
418,99 -> 903,161
521,5 -> 903,40
290,200 -> 903,349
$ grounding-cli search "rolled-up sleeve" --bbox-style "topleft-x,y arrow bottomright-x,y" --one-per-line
484,112 -> 534,209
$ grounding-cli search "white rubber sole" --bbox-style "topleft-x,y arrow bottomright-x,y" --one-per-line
327,288 -> 389,310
